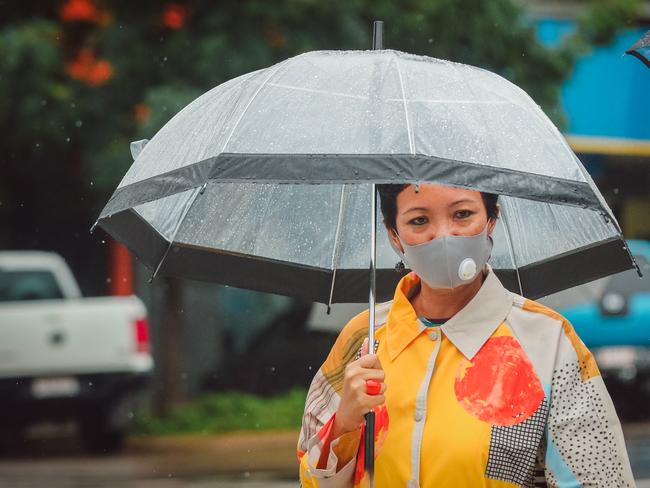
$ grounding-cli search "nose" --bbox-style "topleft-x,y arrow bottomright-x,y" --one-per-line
425,222 -> 453,241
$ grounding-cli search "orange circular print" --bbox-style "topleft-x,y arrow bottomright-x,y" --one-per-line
454,335 -> 544,426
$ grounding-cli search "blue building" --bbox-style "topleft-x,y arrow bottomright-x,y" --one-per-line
533,11 -> 650,239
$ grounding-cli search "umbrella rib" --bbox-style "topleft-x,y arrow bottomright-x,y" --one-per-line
327,184 -> 348,310
220,60 -> 289,153
393,52 -> 415,155
384,99 -> 512,104
499,199 -> 524,296
151,184 -> 205,279
263,82 -> 370,101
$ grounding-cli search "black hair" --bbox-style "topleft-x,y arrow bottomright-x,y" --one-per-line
377,184 -> 499,230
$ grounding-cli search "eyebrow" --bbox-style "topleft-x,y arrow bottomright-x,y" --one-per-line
402,200 -> 477,214
450,199 -> 476,206
403,206 -> 428,214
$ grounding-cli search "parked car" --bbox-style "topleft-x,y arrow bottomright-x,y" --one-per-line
541,239 -> 650,419
0,251 -> 153,452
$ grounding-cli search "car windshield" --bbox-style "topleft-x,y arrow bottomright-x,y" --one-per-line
0,270 -> 64,302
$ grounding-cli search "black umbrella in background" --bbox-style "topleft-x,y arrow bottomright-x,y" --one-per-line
626,30 -> 650,68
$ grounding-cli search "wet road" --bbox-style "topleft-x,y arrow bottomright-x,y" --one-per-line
1,421 -> 649,487
0,423 -> 299,488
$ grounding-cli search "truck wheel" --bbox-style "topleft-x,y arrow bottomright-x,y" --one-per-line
79,413 -> 125,454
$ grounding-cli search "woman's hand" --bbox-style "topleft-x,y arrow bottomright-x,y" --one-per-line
332,337 -> 387,438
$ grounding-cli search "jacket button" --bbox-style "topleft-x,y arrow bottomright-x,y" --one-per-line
414,410 -> 424,422
428,330 -> 440,341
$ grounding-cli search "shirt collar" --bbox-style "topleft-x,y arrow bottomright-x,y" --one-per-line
385,264 -> 513,362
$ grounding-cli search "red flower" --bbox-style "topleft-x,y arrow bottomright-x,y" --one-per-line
264,24 -> 286,49
67,48 -> 113,86
59,0 -> 108,24
133,103 -> 152,123
162,4 -> 187,30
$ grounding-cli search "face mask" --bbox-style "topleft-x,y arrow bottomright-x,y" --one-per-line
389,223 -> 493,289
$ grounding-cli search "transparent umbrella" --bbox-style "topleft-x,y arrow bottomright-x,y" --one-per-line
94,49 -> 638,303
92,25 -> 639,486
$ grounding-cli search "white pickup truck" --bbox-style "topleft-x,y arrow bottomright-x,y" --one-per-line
0,251 -> 153,453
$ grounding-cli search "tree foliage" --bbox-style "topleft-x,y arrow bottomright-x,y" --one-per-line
0,0 -> 641,267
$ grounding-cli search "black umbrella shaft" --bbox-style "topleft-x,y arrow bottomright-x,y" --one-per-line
365,183 -> 377,485
365,21 -> 383,488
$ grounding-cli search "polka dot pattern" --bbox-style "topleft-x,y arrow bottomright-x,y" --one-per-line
547,360 -> 631,486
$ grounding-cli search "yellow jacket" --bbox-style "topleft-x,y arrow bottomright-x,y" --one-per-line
297,266 -> 635,487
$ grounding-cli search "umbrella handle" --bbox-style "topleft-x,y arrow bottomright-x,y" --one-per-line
364,410 -> 375,484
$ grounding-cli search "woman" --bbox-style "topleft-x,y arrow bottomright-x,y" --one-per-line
297,183 -> 635,487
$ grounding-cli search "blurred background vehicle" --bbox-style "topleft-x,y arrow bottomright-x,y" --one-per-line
0,251 -> 153,453
541,239 -> 650,420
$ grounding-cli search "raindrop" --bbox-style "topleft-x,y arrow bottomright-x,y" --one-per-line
613,188 -> 619,195
40,99 -> 47,106
101,240 -> 106,244
66,137 -> 71,142
428,38 -> 433,44
163,56 -> 168,62
127,411 -> 134,419
308,365 -> 312,370
90,181 -> 94,186
106,277 -> 112,283
244,472 -> 251,478
75,120 -> 83,128
88,381 -> 93,386
35,142 -> 40,148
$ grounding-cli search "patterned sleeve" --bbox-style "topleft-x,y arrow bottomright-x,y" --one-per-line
297,315 -> 368,487
543,318 -> 636,487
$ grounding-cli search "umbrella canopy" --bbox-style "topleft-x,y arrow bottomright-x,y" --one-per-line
95,49 -> 638,303
626,30 -> 650,68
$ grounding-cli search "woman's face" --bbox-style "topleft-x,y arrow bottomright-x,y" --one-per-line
388,183 -> 497,251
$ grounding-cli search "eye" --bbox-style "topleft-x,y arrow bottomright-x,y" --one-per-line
409,216 -> 428,226
454,209 -> 474,219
